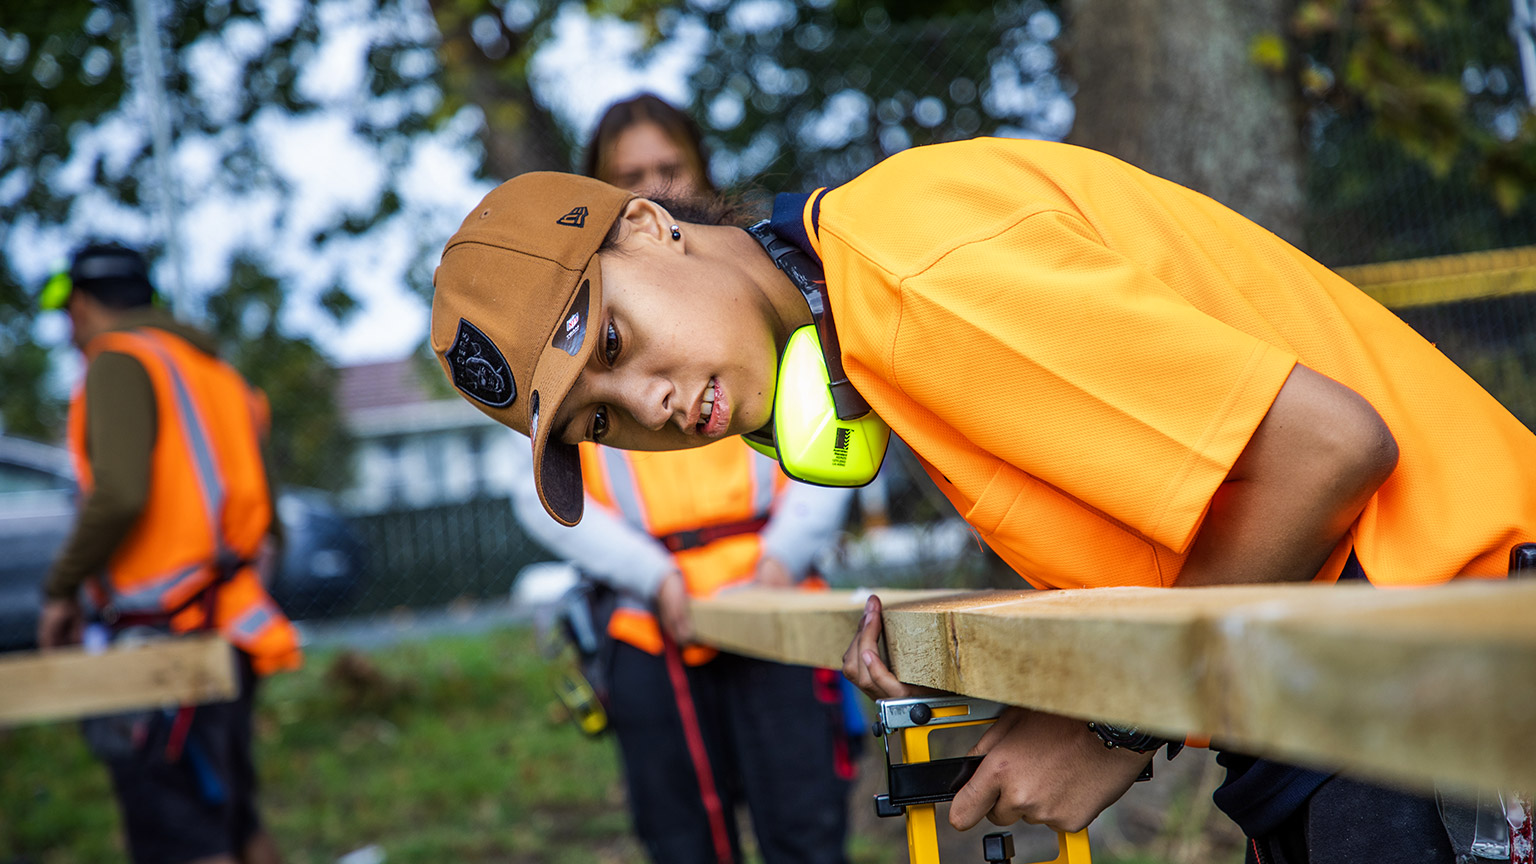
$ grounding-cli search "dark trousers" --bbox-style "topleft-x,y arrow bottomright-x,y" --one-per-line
1245,774 -> 1457,864
607,642 -> 853,864
101,652 -> 262,864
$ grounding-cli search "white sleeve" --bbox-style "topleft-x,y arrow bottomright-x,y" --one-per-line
759,479 -> 855,580
506,433 -> 676,600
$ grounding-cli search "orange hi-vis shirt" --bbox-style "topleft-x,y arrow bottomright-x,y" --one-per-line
795,137 -> 1536,589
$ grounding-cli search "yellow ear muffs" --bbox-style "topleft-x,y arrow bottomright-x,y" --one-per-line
747,324 -> 889,487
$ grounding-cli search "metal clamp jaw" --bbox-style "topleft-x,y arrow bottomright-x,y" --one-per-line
873,695 -> 1092,864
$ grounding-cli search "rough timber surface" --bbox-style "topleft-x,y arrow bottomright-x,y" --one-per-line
690,582 -> 1536,793
0,633 -> 237,727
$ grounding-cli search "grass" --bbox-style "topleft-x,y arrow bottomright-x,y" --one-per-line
0,626 -> 1240,864
2,629 -> 642,864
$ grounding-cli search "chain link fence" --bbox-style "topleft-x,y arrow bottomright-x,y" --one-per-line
3,3 -> 1534,645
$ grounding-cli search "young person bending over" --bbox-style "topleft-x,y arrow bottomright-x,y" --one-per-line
429,137 -> 1536,864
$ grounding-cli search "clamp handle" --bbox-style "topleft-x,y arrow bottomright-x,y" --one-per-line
874,696 -> 1092,864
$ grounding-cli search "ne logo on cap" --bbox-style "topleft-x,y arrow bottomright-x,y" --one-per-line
445,318 -> 515,408
556,206 -> 588,228
552,280 -> 589,356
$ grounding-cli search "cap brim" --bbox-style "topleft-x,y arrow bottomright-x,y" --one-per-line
527,254 -> 605,527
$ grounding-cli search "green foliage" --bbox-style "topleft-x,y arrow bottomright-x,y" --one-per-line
1287,0 -> 1536,261
672,0 -> 1068,194
1,0 -> 455,486
204,258 -> 355,492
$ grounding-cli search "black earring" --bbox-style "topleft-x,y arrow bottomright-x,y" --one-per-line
670,225 -> 681,241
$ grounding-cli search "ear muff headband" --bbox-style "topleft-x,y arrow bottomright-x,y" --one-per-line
745,221 -> 891,487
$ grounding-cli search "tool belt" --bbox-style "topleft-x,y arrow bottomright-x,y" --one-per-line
81,553 -> 249,763
544,576 -> 619,737
97,550 -> 251,632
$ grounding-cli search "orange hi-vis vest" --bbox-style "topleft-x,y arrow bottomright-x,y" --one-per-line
582,439 -> 787,665
68,327 -> 302,676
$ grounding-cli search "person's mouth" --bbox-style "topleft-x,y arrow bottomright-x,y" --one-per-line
696,377 -> 729,438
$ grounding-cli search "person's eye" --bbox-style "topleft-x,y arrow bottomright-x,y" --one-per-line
590,406 -> 609,441
603,319 -> 621,366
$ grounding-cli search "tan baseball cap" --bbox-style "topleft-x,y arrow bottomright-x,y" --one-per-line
431,172 -> 635,526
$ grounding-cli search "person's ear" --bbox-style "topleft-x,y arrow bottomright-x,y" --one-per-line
615,198 -> 681,253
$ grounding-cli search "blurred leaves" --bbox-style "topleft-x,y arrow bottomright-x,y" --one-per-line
0,0 -> 463,492
204,258 -> 353,490
430,0 -> 1070,194
1290,0 -> 1536,212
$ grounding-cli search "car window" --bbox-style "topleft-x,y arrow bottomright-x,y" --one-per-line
0,462 -> 73,494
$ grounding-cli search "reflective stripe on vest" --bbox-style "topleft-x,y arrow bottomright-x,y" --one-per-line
94,335 -> 230,614
602,446 -> 649,526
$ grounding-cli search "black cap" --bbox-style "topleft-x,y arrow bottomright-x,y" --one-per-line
55,243 -> 155,310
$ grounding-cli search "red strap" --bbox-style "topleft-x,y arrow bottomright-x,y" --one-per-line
659,516 -> 770,553
812,668 -> 857,782
164,705 -> 196,762
1511,793 -> 1533,864
661,633 -> 734,864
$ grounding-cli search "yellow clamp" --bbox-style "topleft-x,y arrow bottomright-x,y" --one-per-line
874,696 -> 1091,864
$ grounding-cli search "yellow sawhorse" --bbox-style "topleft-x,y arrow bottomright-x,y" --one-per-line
874,696 -> 1091,864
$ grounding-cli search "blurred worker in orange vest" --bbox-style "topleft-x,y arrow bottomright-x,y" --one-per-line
508,94 -> 859,864
38,241 -> 300,864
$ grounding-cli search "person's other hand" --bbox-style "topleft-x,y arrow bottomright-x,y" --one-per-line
840,594 -> 942,701
37,597 -> 85,649
949,707 -> 1152,834
752,555 -> 793,588
656,570 -> 693,645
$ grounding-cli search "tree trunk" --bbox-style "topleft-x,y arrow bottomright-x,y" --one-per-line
1061,0 -> 1306,246
427,1 -> 568,180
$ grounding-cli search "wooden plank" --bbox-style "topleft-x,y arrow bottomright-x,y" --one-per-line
0,633 -> 238,727
1336,244 -> 1536,309
691,582 -> 1536,794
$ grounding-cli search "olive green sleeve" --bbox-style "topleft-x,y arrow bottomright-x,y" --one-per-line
42,353 -> 157,600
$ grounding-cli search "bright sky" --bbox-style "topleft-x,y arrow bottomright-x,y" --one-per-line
15,0 -> 707,370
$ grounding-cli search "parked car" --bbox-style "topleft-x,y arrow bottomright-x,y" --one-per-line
0,436 -> 76,651
0,435 -> 366,651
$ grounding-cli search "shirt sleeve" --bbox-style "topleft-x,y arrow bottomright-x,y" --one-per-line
759,481 -> 854,580
505,432 -> 675,600
887,209 -> 1297,553
43,352 -> 157,600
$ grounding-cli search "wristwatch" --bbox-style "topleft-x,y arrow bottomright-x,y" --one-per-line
1085,721 -> 1168,753
1086,721 -> 1183,782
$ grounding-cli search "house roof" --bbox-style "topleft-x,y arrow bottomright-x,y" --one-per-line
336,358 -> 436,415
337,357 -> 493,437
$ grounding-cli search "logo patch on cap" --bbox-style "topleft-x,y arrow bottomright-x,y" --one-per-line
445,318 -> 516,408
552,280 -> 589,356
556,206 -> 589,228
